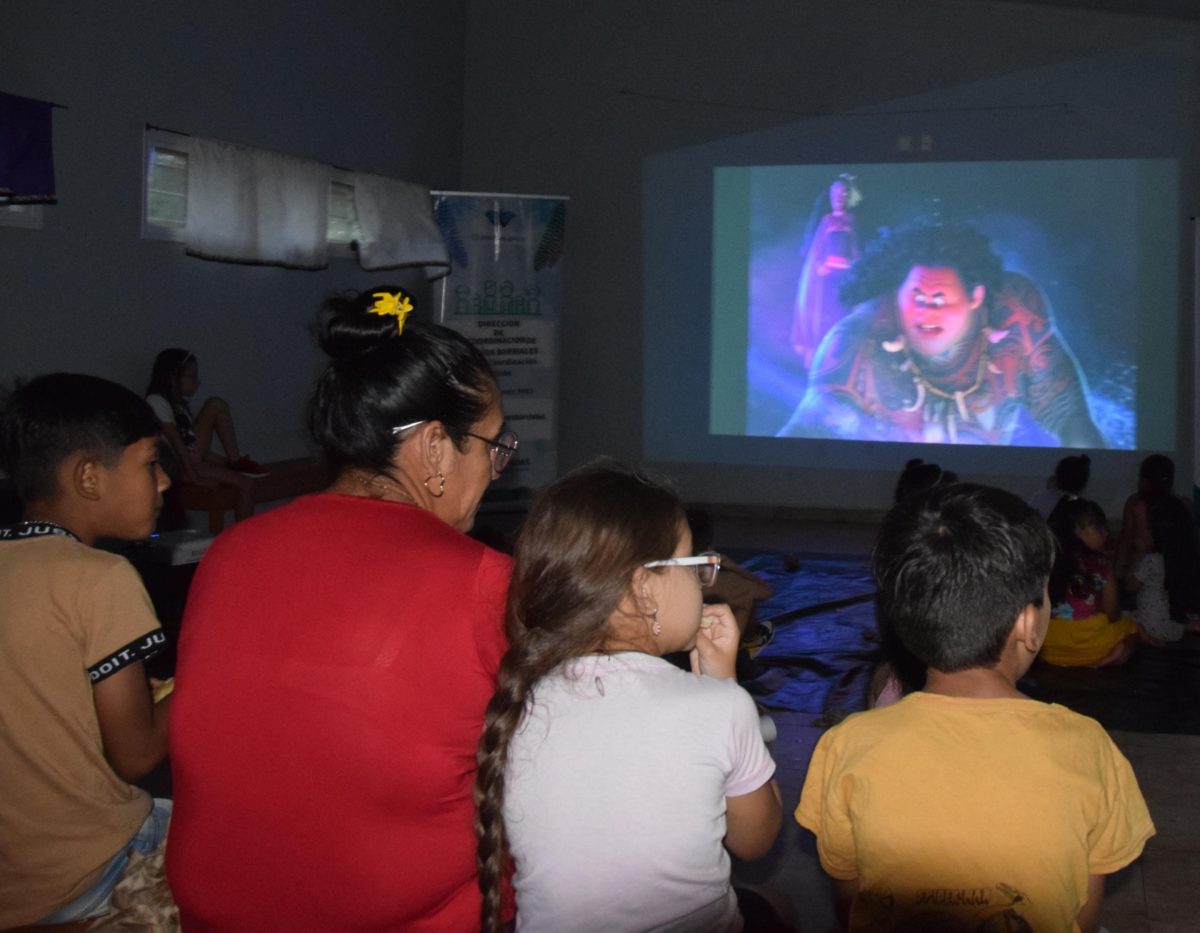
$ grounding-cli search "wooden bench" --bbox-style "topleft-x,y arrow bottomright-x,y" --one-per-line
168,457 -> 334,533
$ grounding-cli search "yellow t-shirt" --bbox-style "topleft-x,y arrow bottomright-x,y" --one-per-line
0,534 -> 163,927
796,692 -> 1154,933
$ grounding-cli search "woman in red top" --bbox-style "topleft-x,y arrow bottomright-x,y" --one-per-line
168,286 -> 518,931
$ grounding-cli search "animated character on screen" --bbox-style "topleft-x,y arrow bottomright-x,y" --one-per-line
790,174 -> 861,368
777,220 -> 1106,447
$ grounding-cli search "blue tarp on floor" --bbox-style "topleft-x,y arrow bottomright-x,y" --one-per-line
735,553 -> 880,717
729,551 -> 1200,734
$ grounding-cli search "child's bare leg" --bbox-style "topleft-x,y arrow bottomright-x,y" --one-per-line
191,397 -> 242,463
192,460 -> 254,521
1090,635 -> 1137,668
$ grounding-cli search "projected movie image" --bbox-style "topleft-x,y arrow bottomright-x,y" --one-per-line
725,160 -> 1173,449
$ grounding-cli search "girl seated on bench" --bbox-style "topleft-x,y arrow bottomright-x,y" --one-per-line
145,348 -> 266,521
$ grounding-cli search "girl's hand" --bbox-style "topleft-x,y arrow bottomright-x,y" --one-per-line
690,603 -> 739,681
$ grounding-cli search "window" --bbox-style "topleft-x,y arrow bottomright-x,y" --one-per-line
326,175 -> 360,248
142,130 -> 362,251
145,146 -> 188,228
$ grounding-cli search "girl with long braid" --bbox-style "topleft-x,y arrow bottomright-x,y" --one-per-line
475,463 -> 783,933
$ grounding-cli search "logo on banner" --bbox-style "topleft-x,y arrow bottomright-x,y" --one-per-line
486,209 -> 517,228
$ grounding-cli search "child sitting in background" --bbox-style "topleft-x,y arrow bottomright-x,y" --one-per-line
1126,496 -> 1200,644
0,373 -> 173,928
869,458 -> 958,706
892,457 -> 957,504
1041,497 -> 1140,667
145,348 -> 267,522
798,483 -> 1154,933
1114,453 -> 1190,583
1030,452 -> 1090,519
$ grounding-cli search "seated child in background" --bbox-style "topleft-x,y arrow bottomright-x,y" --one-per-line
145,348 -> 267,522
869,458 -> 959,706
1030,452 -> 1091,519
1115,453 -> 1187,582
1041,497 -> 1140,667
798,483 -> 1154,933
0,374 -> 173,927
1125,496 -> 1200,644
892,457 -> 957,504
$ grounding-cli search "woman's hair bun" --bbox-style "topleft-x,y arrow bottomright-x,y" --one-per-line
317,286 -> 415,362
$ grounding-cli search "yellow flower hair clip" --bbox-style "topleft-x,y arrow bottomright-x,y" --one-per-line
367,290 -> 415,334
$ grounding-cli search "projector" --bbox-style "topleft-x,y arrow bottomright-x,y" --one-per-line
144,529 -> 215,566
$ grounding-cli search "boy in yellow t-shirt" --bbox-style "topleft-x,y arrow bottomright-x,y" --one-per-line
0,373 -> 173,928
797,483 -> 1154,933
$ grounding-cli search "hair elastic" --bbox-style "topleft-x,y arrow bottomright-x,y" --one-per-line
367,290 -> 414,334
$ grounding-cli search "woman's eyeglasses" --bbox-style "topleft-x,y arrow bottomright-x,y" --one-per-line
390,420 -> 519,476
464,430 -> 519,475
643,551 -> 721,588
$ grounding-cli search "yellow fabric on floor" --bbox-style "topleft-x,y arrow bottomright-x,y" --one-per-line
1040,612 -> 1138,667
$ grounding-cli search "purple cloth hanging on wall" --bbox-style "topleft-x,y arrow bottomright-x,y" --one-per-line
0,92 -> 55,203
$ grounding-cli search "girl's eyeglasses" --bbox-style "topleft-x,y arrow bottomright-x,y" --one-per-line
643,551 -> 721,588
391,421 -> 520,476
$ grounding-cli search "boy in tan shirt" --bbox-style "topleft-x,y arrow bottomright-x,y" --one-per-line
0,373 -> 172,928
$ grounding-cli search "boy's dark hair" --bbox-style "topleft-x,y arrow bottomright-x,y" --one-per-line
1054,454 -> 1090,495
873,483 -> 1053,673
0,373 -> 161,504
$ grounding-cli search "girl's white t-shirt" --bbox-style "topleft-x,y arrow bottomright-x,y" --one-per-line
145,393 -> 174,424
504,652 -> 775,933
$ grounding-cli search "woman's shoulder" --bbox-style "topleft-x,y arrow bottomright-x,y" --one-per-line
303,495 -> 506,560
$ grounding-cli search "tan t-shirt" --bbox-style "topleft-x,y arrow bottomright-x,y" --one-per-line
797,692 -> 1155,933
0,533 -> 163,927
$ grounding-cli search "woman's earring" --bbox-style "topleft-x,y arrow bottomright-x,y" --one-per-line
424,471 -> 446,497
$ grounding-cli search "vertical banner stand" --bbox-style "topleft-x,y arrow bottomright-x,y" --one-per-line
431,191 -> 567,497
1193,220 -> 1199,522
